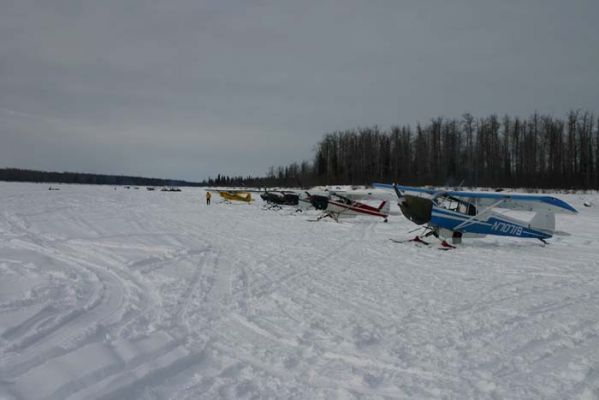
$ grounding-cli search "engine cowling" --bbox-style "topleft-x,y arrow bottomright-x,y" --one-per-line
398,195 -> 433,225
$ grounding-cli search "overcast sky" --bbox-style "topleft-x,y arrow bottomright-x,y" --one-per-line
2,0 -> 598,181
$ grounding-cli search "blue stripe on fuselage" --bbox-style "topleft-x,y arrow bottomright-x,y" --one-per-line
430,208 -> 551,239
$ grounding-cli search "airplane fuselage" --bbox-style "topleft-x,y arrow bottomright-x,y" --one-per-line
430,206 -> 552,239
326,198 -> 388,219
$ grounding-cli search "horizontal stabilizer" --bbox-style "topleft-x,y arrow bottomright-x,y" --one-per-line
529,211 -> 555,234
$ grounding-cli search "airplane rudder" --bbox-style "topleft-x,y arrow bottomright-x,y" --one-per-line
529,211 -> 555,232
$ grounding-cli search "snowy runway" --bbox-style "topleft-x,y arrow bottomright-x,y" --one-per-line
1,183 -> 599,399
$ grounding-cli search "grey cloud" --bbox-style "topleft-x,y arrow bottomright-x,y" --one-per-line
2,0 -> 599,181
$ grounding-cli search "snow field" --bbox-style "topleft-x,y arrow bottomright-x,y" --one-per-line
1,182 -> 599,399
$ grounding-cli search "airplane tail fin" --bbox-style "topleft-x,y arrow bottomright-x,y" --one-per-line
529,211 -> 555,234
378,201 -> 389,213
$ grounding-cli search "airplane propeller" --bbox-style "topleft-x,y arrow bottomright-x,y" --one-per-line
392,184 -> 433,226
392,184 -> 406,206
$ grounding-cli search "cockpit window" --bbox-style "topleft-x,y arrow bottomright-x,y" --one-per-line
435,195 -> 476,215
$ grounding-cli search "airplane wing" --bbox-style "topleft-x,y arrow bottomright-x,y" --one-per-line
372,183 -> 437,196
330,188 -> 394,202
372,183 -> 577,214
444,190 -> 577,214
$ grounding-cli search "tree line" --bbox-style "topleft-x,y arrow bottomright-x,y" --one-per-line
0,168 -> 201,187
4,111 -> 597,190
206,111 -> 599,190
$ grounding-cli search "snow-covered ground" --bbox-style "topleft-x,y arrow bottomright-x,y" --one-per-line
1,182 -> 598,399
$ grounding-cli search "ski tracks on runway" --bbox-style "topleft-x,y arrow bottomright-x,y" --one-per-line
0,192 -> 227,400
3,185 -> 599,399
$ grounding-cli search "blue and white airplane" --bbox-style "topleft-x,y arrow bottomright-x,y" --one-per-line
373,183 -> 578,246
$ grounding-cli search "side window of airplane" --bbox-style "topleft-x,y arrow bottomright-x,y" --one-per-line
450,200 -> 458,211
436,197 -> 448,209
437,195 -> 477,215
438,197 -> 459,212
456,201 -> 476,215
467,204 -> 476,216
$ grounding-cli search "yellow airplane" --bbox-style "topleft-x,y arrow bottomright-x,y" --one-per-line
217,191 -> 253,203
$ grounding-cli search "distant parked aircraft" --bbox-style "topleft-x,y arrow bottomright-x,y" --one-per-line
305,191 -> 390,222
211,190 -> 253,203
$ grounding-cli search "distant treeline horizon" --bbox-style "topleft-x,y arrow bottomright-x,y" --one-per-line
4,111 -> 598,190
0,168 -> 202,187
206,111 -> 599,190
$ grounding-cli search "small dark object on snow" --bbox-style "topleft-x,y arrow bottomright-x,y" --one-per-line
309,195 -> 329,210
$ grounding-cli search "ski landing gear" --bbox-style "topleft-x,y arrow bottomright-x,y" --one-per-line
390,227 -> 458,250
307,211 -> 339,222
439,240 -> 457,250
389,235 -> 430,245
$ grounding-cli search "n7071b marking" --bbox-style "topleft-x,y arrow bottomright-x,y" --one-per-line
491,221 -> 523,236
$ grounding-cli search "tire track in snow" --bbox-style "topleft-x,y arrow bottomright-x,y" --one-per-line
1,239 -> 152,382
9,247 -> 221,400
0,200 -> 218,398
231,219 -> 379,303
11,331 -> 193,400
1,259 -> 127,378
193,217 -> 460,397
209,311 -> 457,399
172,249 -> 219,329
